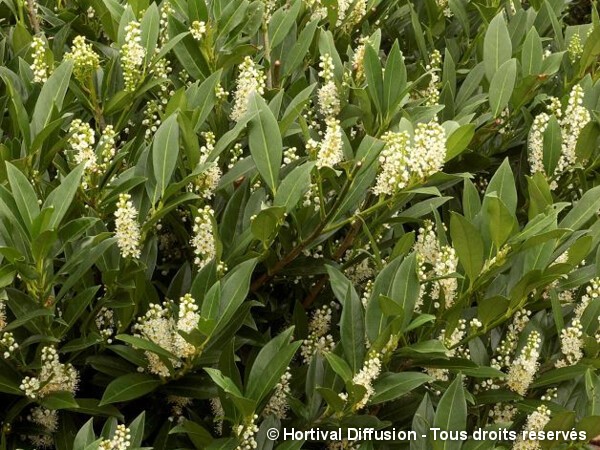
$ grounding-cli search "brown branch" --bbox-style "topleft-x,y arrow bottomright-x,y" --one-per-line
26,0 -> 40,34
250,224 -> 323,292
302,219 -> 362,308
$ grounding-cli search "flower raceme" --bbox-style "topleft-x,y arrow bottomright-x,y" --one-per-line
507,331 -> 542,395
65,35 -> 100,82
528,85 -> 591,189
121,20 -> 145,92
114,193 -> 142,259
374,121 -> 447,196
191,206 -> 217,268
231,56 -> 266,121
30,36 -> 49,83
132,294 -> 200,377
20,347 -> 79,399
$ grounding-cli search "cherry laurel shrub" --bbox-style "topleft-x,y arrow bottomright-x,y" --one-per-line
0,0 -> 600,449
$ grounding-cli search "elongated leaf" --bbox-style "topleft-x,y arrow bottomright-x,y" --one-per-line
116,334 -> 178,361
31,60 -> 73,136
325,265 -> 365,371
484,158 -> 517,214
39,391 -> 79,410
371,372 -> 432,404
484,13 -> 512,81
0,373 -> 21,395
246,327 -> 301,402
188,69 -> 222,132
364,44 -> 384,114
73,418 -> 96,450
324,352 -> 353,382
391,252 -> 419,330
542,115 -> 562,175
446,124 -> 475,161
213,258 -> 257,335
247,93 -> 282,193
2,308 -> 54,332
152,113 -> 180,202
268,0 -> 300,48
204,368 -> 255,417
531,365 -> 588,388
489,58 -> 516,117
341,283 -> 365,373
383,40 -> 406,117
44,164 -> 85,230
99,373 -> 161,405
450,213 -> 484,282
6,162 -> 40,231
279,83 -> 316,133
522,27 -> 543,76
56,236 -> 117,300
486,195 -> 518,249
433,374 -> 466,450
559,185 -> 600,231
140,3 -> 159,64
274,162 -> 315,213
283,19 -> 318,77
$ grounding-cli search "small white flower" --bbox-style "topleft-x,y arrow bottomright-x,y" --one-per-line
96,307 -> 118,343
555,318 -> 584,367
435,0 -> 453,17
99,424 -> 132,450
120,20 -> 146,92
263,368 -> 292,419
132,296 -> 198,377
507,331 -> 541,395
528,85 -> 590,189
31,36 -> 49,83
211,397 -> 225,435
191,206 -> 216,268
316,118 -> 343,168
301,304 -> 336,362
424,50 -> 442,106
513,405 -> 551,450
351,351 -> 381,409
414,220 -> 457,309
231,56 -> 266,121
177,293 -> 200,333
68,119 -> 97,178
0,299 -> 6,329
427,319 -> 468,381
190,20 -> 207,41
318,80 -> 340,118
114,193 -> 141,259
1,331 -> 18,358
568,33 -> 583,62
20,346 -> 79,399
352,37 -> 369,81
65,35 -> 100,81
188,132 -> 221,199
374,121 -> 447,196
235,415 -> 259,450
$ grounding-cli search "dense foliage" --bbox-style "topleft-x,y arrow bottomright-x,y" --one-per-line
0,0 -> 600,449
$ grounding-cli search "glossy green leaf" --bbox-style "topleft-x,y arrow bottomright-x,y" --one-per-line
489,58 -> 516,117
152,113 -> 180,202
247,93 -> 282,193
99,373 -> 161,405
484,13 -> 512,81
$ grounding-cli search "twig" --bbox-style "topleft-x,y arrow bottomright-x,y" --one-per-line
26,0 -> 40,34
302,219 -> 362,308
250,172 -> 356,292
262,22 -> 272,89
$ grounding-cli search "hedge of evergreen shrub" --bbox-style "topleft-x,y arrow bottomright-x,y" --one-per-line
1,0 -> 600,449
